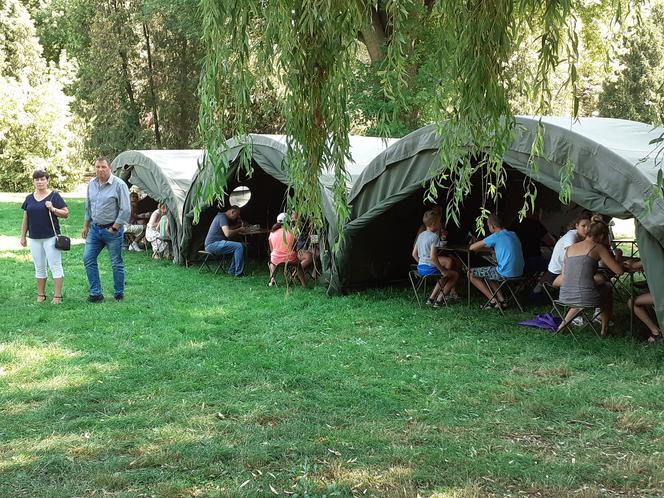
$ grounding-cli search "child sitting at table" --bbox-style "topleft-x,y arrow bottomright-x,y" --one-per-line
468,213 -> 524,309
412,209 -> 459,307
268,212 -> 305,287
413,205 -> 459,298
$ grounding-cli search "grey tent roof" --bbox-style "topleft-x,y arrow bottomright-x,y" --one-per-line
112,149 -> 203,263
180,134 -> 395,264
330,117 -> 664,330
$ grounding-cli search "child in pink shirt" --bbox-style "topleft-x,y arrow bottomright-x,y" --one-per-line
268,213 -> 306,287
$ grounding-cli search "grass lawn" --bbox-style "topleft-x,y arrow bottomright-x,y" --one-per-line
0,196 -> 663,497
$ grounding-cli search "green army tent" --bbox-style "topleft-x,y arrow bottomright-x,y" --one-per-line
326,116 -> 664,329
112,149 -> 203,263
180,134 -> 396,265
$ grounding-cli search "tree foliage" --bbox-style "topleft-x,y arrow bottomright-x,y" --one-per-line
198,0 -> 639,233
599,2 -> 664,124
0,0 -> 82,192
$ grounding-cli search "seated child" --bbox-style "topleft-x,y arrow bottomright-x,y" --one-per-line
268,212 -> 305,287
412,209 -> 460,307
469,213 -> 524,309
413,205 -> 459,298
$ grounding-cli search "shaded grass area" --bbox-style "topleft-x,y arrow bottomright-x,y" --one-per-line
0,198 -> 663,497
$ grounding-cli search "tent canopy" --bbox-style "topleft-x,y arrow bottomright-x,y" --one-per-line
327,116 -> 664,329
111,149 -> 203,263
180,134 -> 396,265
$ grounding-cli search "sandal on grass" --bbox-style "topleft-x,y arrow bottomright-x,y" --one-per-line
51,295 -> 63,304
647,331 -> 662,343
425,298 -> 435,306
37,294 -> 46,303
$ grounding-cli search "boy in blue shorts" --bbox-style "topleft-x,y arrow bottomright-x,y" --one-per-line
412,209 -> 460,307
469,213 -> 524,308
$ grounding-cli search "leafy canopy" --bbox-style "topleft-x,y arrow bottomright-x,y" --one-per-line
199,0 -> 638,231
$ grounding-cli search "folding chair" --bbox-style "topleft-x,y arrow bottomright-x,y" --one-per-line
408,267 -> 447,308
552,301 -> 602,339
198,250 -> 228,274
480,275 -> 527,314
268,261 -> 299,287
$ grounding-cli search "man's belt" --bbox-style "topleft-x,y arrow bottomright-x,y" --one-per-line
95,223 -> 114,229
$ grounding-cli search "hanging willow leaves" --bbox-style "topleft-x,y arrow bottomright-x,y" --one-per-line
198,0 -> 639,233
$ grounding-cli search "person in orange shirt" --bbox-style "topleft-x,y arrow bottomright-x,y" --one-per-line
268,213 -> 306,287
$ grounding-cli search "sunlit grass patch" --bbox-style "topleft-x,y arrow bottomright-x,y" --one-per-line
0,198 -> 663,496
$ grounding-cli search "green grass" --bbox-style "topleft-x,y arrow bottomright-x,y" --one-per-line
0,197 -> 663,497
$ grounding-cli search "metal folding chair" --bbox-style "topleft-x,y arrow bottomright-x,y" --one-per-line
198,250 -> 228,274
268,261 -> 299,287
552,301 -> 602,339
408,267 -> 447,308
480,276 -> 527,314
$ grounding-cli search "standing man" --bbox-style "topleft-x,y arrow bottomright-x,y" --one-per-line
204,205 -> 246,277
82,156 -> 131,302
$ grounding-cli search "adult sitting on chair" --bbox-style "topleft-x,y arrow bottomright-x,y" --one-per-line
124,192 -> 150,251
469,213 -> 524,309
623,259 -> 661,343
268,212 -> 305,287
412,209 -> 459,307
145,203 -> 170,259
204,205 -> 245,277
545,211 -> 591,287
557,217 -> 623,337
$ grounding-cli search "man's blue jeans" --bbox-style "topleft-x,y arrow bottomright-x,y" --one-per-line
84,224 -> 125,297
206,240 -> 245,276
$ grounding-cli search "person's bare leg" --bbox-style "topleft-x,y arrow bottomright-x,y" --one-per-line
36,278 -> 46,302
469,273 -> 495,303
442,270 -> 459,295
630,294 -> 660,337
299,250 -> 313,276
268,262 -> 277,286
52,277 -> 63,304
438,256 -> 459,295
558,308 -> 580,331
552,274 -> 563,288
296,264 -> 306,287
429,280 -> 443,302
487,280 -> 506,304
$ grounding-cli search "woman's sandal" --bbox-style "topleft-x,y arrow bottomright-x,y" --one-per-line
36,294 -> 46,303
425,298 -> 435,306
51,295 -> 63,304
647,331 -> 662,343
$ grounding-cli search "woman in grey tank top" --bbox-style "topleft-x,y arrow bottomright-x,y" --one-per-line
558,218 -> 624,336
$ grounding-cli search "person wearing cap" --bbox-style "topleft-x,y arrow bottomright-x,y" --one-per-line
204,205 -> 246,277
82,156 -> 131,302
268,212 -> 305,287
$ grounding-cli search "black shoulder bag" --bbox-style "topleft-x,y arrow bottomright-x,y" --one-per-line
49,209 -> 71,251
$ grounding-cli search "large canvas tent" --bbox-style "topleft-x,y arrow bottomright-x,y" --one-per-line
180,134 -> 396,265
327,116 -> 664,329
112,150 -> 203,263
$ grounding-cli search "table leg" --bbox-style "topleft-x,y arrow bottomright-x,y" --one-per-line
629,272 -> 634,337
467,252 -> 471,307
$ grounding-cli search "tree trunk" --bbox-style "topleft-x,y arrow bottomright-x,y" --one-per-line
359,8 -> 387,64
143,21 -> 162,148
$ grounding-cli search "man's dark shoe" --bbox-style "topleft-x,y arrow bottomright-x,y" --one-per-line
114,294 -> 124,301
235,273 -> 245,278
88,294 -> 104,303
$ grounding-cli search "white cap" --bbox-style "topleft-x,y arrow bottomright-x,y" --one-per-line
276,212 -> 287,223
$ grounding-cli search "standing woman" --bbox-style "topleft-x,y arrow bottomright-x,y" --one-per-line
20,170 -> 69,303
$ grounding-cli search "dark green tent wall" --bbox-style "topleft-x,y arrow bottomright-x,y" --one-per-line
180,134 -> 396,266
327,117 -> 664,330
